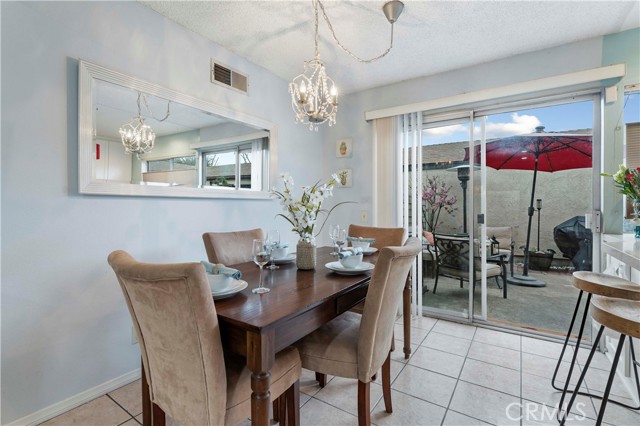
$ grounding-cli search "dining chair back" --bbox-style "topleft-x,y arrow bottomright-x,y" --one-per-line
202,228 -> 264,265
358,237 -> 421,381
294,238 -> 421,425
108,250 -> 301,426
347,224 -> 411,359
347,224 -> 406,249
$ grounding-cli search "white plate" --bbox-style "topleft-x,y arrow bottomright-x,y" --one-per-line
209,278 -> 248,300
362,247 -> 378,256
271,253 -> 296,264
325,261 -> 375,275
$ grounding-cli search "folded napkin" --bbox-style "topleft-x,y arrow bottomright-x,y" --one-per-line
346,236 -> 376,244
200,261 -> 242,280
337,247 -> 363,259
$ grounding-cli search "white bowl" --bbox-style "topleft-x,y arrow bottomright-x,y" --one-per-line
272,247 -> 288,259
209,274 -> 234,292
351,240 -> 371,250
339,253 -> 364,269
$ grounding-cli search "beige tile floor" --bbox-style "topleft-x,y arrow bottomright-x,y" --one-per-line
39,317 -> 639,426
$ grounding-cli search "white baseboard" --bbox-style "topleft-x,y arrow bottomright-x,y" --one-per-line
6,369 -> 141,426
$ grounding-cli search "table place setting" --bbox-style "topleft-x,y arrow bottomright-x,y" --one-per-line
326,246 -> 375,275
201,261 -> 248,299
347,235 -> 378,255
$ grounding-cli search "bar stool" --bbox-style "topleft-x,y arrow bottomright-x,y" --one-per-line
559,296 -> 640,425
552,271 -> 640,410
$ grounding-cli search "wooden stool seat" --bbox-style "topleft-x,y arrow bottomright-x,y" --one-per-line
591,296 -> 640,338
572,271 -> 640,300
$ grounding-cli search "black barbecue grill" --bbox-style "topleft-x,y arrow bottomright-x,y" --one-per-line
553,216 -> 593,271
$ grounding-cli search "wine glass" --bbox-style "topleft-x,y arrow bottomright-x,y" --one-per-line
335,228 -> 347,253
329,224 -> 340,254
252,239 -> 271,294
266,229 -> 280,270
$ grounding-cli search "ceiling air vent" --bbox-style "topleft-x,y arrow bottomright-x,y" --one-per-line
211,60 -> 248,94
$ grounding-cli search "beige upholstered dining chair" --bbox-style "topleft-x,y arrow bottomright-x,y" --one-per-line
294,238 -> 422,426
202,228 -> 264,265
108,250 -> 301,426
346,224 -> 412,359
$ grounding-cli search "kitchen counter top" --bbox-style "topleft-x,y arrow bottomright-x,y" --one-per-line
602,233 -> 640,272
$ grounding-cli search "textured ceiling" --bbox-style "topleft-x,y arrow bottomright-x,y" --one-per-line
141,1 -> 640,94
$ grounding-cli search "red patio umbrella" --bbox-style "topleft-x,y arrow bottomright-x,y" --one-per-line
466,126 -> 592,285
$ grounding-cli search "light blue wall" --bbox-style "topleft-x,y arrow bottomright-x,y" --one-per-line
325,38 -> 605,228
0,2 -> 324,423
602,28 -> 640,233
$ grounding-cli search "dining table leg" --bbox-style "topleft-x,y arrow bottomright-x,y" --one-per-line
247,330 -> 275,426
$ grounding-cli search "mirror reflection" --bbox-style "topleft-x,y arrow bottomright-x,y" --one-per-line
78,61 -> 274,198
88,74 -> 269,192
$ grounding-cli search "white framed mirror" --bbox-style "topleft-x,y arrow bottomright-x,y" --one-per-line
78,60 -> 276,199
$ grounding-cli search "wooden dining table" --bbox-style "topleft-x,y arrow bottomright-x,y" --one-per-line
141,246 -> 391,426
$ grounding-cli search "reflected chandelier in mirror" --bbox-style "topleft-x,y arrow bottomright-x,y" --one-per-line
78,60 -> 275,199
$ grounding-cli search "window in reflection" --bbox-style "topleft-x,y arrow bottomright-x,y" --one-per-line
202,141 -> 259,189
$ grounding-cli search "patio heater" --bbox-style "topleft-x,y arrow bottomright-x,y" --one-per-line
447,164 -> 472,234
536,198 -> 542,251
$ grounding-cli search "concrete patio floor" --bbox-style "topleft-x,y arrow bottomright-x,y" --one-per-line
422,263 -> 591,340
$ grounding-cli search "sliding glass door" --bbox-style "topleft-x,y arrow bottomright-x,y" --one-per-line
414,93 -> 599,333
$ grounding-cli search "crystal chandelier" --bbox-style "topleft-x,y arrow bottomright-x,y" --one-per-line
119,93 -> 170,158
289,0 -> 404,130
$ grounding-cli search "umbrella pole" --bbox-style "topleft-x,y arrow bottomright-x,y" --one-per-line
506,156 -> 545,288
523,160 -> 538,276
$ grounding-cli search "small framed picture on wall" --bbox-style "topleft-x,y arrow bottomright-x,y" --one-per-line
337,169 -> 352,188
336,138 -> 352,158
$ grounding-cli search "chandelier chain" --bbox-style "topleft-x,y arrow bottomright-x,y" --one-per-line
316,0 -> 394,64
139,93 -> 171,122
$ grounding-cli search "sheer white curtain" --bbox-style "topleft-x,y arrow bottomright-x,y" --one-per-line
400,113 -> 424,315
372,117 -> 399,227
373,114 -> 424,316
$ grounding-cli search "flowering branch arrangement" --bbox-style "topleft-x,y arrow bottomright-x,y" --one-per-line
422,176 -> 457,232
271,173 -> 351,239
602,165 -> 640,200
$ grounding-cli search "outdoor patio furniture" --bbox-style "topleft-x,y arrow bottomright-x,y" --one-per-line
467,126 -> 592,284
554,271 -> 640,417
432,233 -> 506,297
486,225 -> 515,272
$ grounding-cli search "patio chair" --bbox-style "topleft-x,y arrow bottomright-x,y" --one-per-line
486,226 -> 515,274
432,233 -> 505,295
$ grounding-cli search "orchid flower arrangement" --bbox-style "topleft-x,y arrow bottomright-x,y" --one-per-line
602,165 -> 640,200
271,173 -> 349,239
422,175 -> 457,232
